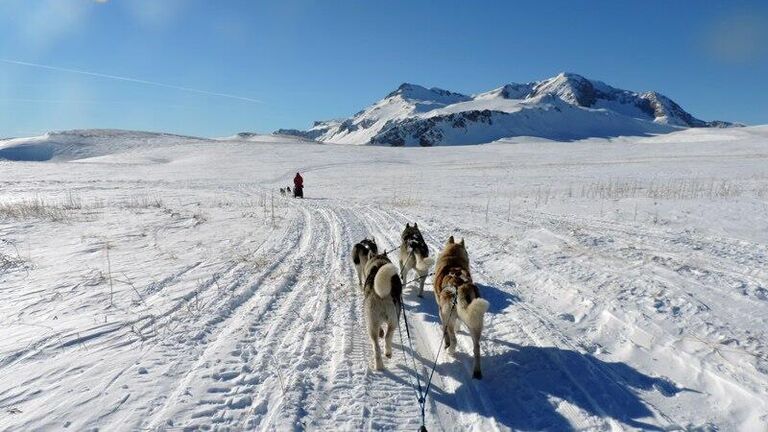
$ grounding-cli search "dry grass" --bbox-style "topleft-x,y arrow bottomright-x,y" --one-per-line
118,195 -> 165,209
578,178 -> 744,201
0,197 -> 70,221
0,192 -> 171,222
514,177 -> 755,205
0,239 -> 30,273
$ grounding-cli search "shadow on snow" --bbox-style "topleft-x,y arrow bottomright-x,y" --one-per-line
392,339 -> 687,431
393,279 -> 687,430
402,280 -> 519,326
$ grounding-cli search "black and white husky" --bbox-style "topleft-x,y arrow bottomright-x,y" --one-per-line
351,238 -> 378,287
362,252 -> 402,370
399,223 -> 435,297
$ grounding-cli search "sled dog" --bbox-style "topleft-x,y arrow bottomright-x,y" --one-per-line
279,187 -> 286,196
434,236 -> 489,379
351,238 -> 378,288
362,252 -> 402,370
399,223 -> 434,297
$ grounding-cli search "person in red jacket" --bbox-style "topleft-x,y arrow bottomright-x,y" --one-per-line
293,172 -> 304,198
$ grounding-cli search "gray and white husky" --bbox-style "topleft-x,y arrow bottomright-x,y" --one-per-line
399,223 -> 435,297
362,252 -> 402,370
351,238 -> 378,288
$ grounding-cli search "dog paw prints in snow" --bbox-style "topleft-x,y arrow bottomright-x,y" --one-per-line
212,368 -> 243,381
227,394 -> 252,409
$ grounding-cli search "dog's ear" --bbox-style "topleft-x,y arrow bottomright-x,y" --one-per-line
447,236 -> 454,245
460,238 -> 465,246
405,223 -> 410,228
414,222 -> 418,228
372,237 -> 377,243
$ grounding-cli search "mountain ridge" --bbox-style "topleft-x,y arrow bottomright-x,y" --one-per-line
274,72 -> 740,146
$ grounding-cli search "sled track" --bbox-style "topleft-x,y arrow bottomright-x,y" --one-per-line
138,198 -> 441,430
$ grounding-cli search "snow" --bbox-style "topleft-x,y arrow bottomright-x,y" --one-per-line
1,126 -> 767,431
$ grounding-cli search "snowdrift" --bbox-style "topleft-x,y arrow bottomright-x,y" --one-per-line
0,129 -> 205,162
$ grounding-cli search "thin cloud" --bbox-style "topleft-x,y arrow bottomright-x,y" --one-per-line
704,12 -> 768,64
0,59 -> 263,104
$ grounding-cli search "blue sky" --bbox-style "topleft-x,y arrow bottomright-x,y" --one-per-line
0,0 -> 766,137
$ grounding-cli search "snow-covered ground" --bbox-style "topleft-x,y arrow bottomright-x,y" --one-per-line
1,127 -> 767,431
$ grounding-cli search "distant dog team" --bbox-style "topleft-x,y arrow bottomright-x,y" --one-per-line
352,223 -> 488,379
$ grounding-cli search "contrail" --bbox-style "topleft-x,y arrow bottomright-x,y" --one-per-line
0,59 -> 262,103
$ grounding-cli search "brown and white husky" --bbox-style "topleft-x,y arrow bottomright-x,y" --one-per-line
434,236 -> 489,379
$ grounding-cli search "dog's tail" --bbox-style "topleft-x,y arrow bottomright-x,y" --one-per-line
414,253 -> 435,272
374,263 -> 400,298
457,295 -> 489,334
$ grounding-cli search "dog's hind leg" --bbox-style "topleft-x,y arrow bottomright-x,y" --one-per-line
369,325 -> 384,370
355,264 -> 363,288
447,315 -> 458,355
440,303 -> 459,355
442,322 -> 451,349
438,303 -> 458,355
384,322 -> 395,358
470,326 -> 483,379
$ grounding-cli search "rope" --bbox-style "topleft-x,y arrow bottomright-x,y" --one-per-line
381,245 -> 399,255
423,296 -> 457,398
396,306 -> 422,400
397,291 -> 458,432
402,272 -> 434,287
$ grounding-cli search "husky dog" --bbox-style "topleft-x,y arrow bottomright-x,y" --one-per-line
286,186 -> 292,193
399,223 -> 434,297
279,187 -> 286,196
362,252 -> 402,370
351,238 -> 378,287
434,236 -> 489,379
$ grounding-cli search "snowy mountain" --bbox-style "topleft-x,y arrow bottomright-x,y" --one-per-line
275,73 -> 740,146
